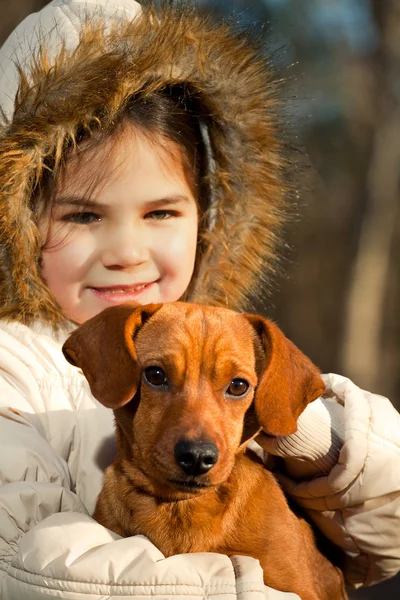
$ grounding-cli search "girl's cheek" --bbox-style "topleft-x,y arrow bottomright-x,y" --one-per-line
162,222 -> 197,272
41,232 -> 94,280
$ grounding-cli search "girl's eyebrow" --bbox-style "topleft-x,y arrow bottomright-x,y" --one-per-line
143,195 -> 193,208
53,197 -> 102,207
53,195 -> 192,208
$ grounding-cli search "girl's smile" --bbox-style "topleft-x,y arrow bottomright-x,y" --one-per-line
39,128 -> 199,324
89,281 -> 158,303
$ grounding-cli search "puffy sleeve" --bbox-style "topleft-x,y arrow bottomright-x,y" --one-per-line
0,323 -> 293,600
1,502 -> 274,599
258,373 -> 400,589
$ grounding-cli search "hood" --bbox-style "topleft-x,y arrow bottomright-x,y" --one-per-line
0,0 -> 287,326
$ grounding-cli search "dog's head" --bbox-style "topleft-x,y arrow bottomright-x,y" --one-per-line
63,302 -> 324,496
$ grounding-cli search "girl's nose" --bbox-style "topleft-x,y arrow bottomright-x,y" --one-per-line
101,224 -> 150,269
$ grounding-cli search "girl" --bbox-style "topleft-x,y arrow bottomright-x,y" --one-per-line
0,1 -> 399,598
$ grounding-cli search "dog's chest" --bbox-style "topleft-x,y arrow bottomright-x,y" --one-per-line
130,491 -> 227,556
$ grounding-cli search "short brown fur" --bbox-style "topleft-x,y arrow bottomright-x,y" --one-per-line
63,302 -> 347,600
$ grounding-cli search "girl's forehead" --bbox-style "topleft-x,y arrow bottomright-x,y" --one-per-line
56,126 -> 195,201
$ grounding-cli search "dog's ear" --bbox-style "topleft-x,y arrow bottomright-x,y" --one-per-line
62,303 -> 162,409
244,314 -> 325,437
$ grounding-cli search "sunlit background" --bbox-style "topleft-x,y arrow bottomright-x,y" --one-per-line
1,1 -> 399,598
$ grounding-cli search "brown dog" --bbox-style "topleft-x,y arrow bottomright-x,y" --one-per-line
63,302 -> 347,600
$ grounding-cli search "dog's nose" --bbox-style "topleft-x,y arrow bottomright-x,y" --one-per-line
174,440 -> 219,476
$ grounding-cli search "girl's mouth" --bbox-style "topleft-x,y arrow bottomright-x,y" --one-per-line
89,282 -> 155,303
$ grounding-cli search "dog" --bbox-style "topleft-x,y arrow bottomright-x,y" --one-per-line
62,302 -> 348,600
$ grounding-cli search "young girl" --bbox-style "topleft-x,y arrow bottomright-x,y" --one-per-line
0,1 -> 399,598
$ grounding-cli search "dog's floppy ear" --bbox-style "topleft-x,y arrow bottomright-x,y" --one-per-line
62,303 -> 162,409
244,314 -> 325,437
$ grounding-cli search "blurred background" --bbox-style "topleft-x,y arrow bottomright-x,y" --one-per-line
1,0 -> 399,598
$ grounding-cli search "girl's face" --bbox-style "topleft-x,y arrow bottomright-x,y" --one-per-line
39,129 -> 199,324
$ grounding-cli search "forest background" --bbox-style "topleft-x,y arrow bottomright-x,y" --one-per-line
1,1 -> 399,598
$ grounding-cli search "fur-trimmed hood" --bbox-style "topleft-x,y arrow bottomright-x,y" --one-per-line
0,0 -> 286,326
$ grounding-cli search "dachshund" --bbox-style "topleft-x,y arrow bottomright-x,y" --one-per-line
62,302 -> 347,600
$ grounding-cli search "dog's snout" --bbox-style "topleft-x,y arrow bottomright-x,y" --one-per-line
174,441 -> 219,476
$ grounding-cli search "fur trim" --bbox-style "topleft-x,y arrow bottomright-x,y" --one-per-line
0,2 -> 287,326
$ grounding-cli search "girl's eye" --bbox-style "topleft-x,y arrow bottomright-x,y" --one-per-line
144,366 -> 168,387
226,379 -> 250,398
145,210 -> 176,220
62,212 -> 101,225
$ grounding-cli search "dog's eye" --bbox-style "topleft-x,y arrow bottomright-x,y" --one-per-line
226,378 -> 250,398
143,366 -> 168,387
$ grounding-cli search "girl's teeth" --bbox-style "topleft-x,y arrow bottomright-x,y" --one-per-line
104,284 -> 146,294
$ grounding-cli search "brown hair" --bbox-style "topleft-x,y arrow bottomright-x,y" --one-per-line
123,85 -> 209,215
37,84 -> 209,217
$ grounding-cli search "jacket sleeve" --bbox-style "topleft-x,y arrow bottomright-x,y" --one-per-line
0,354 -> 298,600
260,373 -> 400,589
